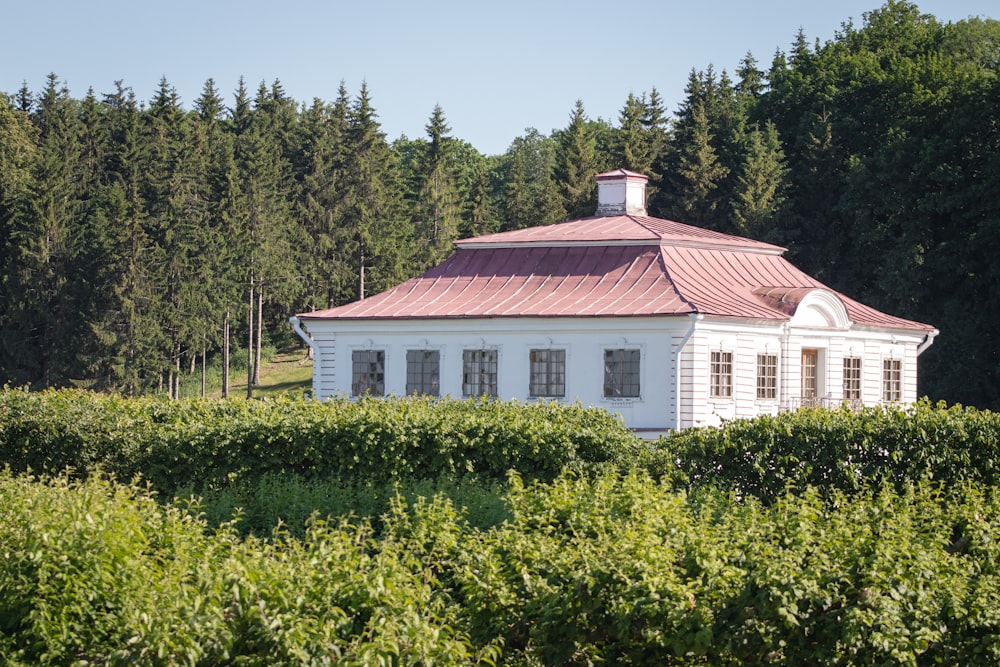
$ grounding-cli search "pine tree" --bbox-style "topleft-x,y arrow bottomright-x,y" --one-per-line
616,93 -> 652,175
731,121 -> 786,239
295,97 -> 344,310
228,81 -> 304,392
463,159 -> 499,237
502,128 -> 564,230
555,100 -> 598,219
341,82 -> 413,299
670,100 -> 730,228
414,105 -> 463,269
3,75 -> 85,387
84,81 -> 165,394
0,93 -> 38,386
188,78 -> 235,394
736,51 -> 765,100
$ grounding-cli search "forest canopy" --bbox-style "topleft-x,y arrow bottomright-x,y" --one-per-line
1,1 -> 998,408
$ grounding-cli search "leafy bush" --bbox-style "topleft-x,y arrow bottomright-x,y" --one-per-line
655,400 -> 1000,501
0,387 -> 643,497
0,470 -> 499,665
6,468 -> 1000,665
452,472 -> 1000,665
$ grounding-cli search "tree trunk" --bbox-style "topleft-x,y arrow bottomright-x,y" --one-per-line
247,277 -> 255,399
174,354 -> 181,399
201,345 -> 207,398
359,243 -> 365,301
222,311 -> 230,399
254,287 -> 263,386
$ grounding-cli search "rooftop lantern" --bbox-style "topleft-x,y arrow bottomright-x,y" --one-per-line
595,168 -> 648,217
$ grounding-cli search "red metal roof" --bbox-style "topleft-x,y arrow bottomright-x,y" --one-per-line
596,168 -> 648,181
456,214 -> 784,253
298,213 -> 934,332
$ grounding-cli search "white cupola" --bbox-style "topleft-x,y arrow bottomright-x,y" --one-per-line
595,168 -> 648,217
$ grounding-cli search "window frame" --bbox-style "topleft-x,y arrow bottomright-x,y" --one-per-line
843,356 -> 863,401
882,358 -> 902,403
351,349 -> 385,397
756,352 -> 778,401
462,348 -> 498,398
405,349 -> 441,396
528,348 -> 566,398
603,348 -> 641,399
710,350 -> 734,400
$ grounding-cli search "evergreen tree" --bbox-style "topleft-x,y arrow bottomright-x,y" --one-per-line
555,100 -> 598,219
731,121 -> 786,239
736,51 -> 765,100
341,82 -> 413,299
3,75 -> 85,386
84,81 -> 165,393
295,97 -> 345,311
0,93 -> 38,386
463,158 -> 500,237
615,93 -> 652,176
413,105 -> 463,269
502,128 -> 564,230
664,99 -> 729,229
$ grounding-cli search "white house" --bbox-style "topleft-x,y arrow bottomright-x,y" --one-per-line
291,169 -> 937,433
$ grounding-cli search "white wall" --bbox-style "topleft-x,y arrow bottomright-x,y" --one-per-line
302,317 -> 691,431
298,315 -> 929,433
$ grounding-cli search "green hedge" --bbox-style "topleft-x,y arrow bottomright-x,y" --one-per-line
0,387 -> 643,496
3,469 -> 1000,665
657,400 -> 1000,501
0,470 -> 499,666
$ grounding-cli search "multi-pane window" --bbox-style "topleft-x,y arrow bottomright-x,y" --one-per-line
801,349 -> 819,404
604,349 -> 641,398
843,357 -> 863,401
463,349 -> 498,397
756,353 -> 778,400
710,350 -> 733,399
352,350 -> 385,396
406,349 -> 440,396
529,349 -> 565,397
882,358 -> 902,402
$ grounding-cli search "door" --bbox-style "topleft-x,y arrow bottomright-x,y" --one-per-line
801,349 -> 818,407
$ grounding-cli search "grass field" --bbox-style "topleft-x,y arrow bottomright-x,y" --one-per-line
229,347 -> 314,398
178,345 -> 314,399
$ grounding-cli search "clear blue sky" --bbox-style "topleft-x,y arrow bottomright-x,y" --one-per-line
2,0 -> 995,156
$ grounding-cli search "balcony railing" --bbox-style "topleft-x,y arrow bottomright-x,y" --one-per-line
780,397 -> 865,412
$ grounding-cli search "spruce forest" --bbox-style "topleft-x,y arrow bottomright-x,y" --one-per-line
1,1 -> 998,408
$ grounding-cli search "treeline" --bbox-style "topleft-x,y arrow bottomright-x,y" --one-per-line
1,1 -> 998,406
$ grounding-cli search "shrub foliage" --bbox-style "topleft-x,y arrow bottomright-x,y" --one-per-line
2,470 -> 1000,665
659,400 -> 1000,501
0,387 -> 641,494
6,389 -> 1000,663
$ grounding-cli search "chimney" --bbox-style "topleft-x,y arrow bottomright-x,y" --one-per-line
595,169 -> 648,216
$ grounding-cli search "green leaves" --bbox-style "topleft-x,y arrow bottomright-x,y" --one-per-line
660,400 -> 1000,503
0,388 -> 643,497
6,391 -> 1000,662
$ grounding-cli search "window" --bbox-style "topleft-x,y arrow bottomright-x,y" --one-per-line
710,350 -> 733,399
463,349 -> 498,397
529,349 -> 565,397
882,358 -> 901,402
801,349 -> 819,404
604,349 -> 641,398
406,349 -> 440,396
756,353 -> 777,400
352,350 -> 385,396
843,357 -> 862,401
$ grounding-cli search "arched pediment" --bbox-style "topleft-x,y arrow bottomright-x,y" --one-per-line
790,289 -> 852,329
753,287 -> 852,329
